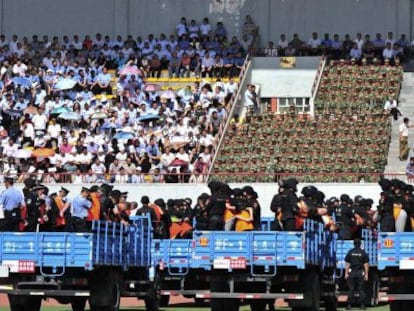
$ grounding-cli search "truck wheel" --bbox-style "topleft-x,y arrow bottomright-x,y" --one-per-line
365,273 -> 379,306
308,272 -> 320,311
71,297 -> 87,311
194,297 -> 207,305
323,296 -> 337,311
158,295 -> 169,307
89,269 -> 121,311
8,295 -> 41,311
144,285 -> 159,311
250,301 -> 266,311
390,301 -> 403,311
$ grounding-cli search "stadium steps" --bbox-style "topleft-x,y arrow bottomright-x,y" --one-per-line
384,72 -> 414,176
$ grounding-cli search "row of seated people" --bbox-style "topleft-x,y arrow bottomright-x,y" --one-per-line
317,59 -> 402,105
213,113 -> 390,183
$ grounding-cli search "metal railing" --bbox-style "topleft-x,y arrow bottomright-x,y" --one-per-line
5,171 -> 410,184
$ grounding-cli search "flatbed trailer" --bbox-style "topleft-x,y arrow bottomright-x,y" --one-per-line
377,231 -> 414,311
0,216 -> 157,311
152,219 -> 338,311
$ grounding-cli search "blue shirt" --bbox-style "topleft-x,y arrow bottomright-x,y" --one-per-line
97,73 -> 111,85
71,195 -> 92,218
0,187 -> 24,211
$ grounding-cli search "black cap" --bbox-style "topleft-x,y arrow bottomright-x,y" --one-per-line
89,185 -> 99,193
326,196 -> 339,205
354,195 -> 364,204
4,177 -> 14,184
301,186 -> 318,197
390,179 -> 405,190
81,187 -> 91,193
60,187 -> 69,194
154,198 -> 166,209
184,197 -> 192,205
232,188 -> 243,197
167,199 -> 176,207
110,190 -> 121,198
283,178 -> 298,190
198,193 -> 210,201
24,178 -> 36,189
141,195 -> 150,204
340,194 -> 351,203
378,178 -> 391,191
313,190 -> 325,205
242,185 -> 255,195
121,192 -> 128,197
32,185 -> 45,191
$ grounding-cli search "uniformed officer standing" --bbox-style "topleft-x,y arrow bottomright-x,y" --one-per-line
345,238 -> 369,310
279,178 -> 299,231
71,187 -> 92,232
0,177 -> 25,231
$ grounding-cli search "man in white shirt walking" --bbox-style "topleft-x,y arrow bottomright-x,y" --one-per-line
399,117 -> 414,161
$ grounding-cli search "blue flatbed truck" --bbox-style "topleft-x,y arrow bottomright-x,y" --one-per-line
152,219 -> 338,311
377,231 -> 414,311
0,216 -> 156,311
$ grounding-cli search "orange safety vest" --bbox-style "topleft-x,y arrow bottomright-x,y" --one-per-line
235,208 -> 254,231
54,196 -> 66,227
149,203 -> 163,222
87,193 -> 101,221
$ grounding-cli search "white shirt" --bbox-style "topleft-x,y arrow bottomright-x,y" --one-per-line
32,114 -> 48,130
400,123 -> 409,137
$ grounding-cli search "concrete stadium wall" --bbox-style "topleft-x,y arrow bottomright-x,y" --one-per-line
0,0 -> 410,42
9,183 -> 382,217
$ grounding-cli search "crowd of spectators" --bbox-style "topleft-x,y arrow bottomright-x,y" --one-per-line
260,31 -> 410,64
0,17 -> 250,184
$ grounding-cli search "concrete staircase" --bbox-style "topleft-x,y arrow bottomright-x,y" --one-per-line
384,72 -> 414,176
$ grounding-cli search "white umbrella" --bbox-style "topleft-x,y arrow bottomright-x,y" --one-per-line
12,149 -> 32,159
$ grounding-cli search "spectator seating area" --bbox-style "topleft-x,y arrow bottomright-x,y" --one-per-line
315,59 -> 403,114
211,61 -> 402,183
0,16 -> 249,183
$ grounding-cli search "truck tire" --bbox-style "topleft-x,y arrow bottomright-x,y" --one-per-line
71,297 -> 88,311
390,301 -> 403,311
250,301 -> 266,311
159,295 -> 170,307
144,286 -> 160,311
194,297 -> 207,305
8,295 -> 41,311
365,272 -> 379,306
89,269 -> 121,311
323,296 -> 337,311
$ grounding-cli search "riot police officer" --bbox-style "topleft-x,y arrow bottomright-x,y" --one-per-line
336,194 -> 355,240
278,178 -> 299,231
345,238 -> 369,310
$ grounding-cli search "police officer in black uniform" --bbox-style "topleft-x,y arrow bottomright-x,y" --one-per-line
22,178 -> 39,232
345,238 -> 369,310
279,178 -> 299,231
336,194 -> 355,240
377,178 -> 395,232
206,181 -> 232,231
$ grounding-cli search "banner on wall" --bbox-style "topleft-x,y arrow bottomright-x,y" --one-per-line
280,57 -> 296,68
